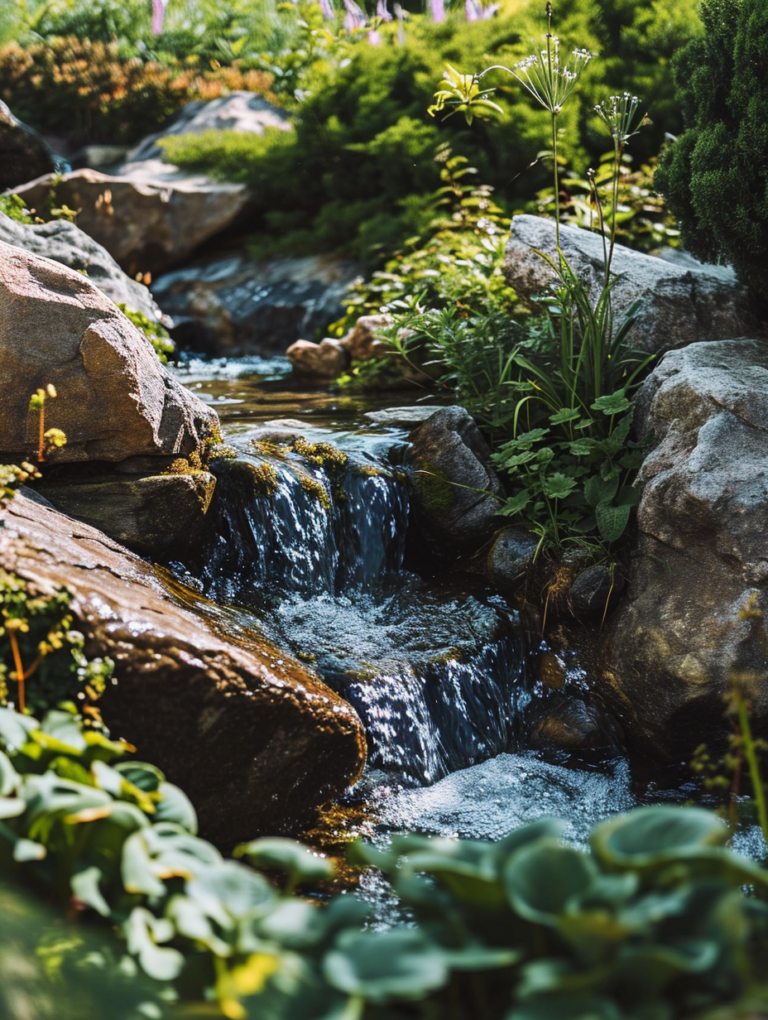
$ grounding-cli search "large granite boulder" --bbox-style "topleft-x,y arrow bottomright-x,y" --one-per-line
153,252 -> 362,355
0,241 -> 217,463
504,215 -> 759,356
0,492 -> 366,844
407,406 -> 504,550
606,337 -> 768,757
0,210 -> 162,322
122,91 -> 291,164
0,100 -> 63,190
11,167 -> 250,277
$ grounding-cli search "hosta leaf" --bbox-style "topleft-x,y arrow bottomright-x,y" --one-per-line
13,837 -> 46,862
154,783 -> 198,834
591,807 -> 728,868
504,841 -> 598,925
72,863 -> 111,917
0,750 -> 19,797
595,502 -> 631,543
236,837 -> 333,888
323,929 -> 447,1002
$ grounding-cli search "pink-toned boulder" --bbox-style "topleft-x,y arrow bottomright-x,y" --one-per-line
0,241 -> 217,463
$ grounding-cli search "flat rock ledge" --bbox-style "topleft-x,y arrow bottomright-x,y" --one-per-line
0,493 -> 367,845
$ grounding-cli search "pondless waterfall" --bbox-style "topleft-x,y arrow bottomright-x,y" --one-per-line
185,424 -> 529,785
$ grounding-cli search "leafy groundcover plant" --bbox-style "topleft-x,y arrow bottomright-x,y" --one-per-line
384,6 -> 656,568
1,699 -> 767,1020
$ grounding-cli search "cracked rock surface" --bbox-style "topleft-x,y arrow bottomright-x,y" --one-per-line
606,339 -> 768,756
504,215 -> 760,356
0,241 -> 217,463
0,492 -> 366,844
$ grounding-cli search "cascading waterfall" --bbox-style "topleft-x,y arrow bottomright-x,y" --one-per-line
186,427 -> 531,785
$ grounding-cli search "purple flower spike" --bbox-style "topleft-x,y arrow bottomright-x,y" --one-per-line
376,0 -> 393,20
429,0 -> 446,23
343,0 -> 367,31
465,0 -> 480,19
151,0 -> 166,35
319,0 -> 335,17
369,27 -> 381,43
482,1 -> 499,16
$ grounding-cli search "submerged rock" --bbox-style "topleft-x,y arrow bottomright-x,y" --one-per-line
12,167 -> 250,276
0,241 -> 217,463
407,405 -> 504,550
505,215 -> 759,356
608,338 -> 768,756
0,492 -> 366,844
0,210 -> 162,322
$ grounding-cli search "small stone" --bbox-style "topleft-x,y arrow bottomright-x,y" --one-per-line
286,337 -> 349,379
485,527 -> 539,588
341,314 -> 393,360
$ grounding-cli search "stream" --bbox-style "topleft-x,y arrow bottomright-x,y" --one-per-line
169,355 -> 766,872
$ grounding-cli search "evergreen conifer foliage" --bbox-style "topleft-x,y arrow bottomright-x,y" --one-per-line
654,0 -> 768,298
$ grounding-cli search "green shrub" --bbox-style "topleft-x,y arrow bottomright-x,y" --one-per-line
162,0 -> 701,263
0,37 -> 276,145
653,0 -> 768,299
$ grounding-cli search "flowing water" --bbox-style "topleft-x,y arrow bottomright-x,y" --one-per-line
171,356 -> 766,862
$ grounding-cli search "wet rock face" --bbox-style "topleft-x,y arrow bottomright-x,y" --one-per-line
0,241 -> 217,463
153,253 -> 362,356
504,215 -> 759,356
0,211 -> 162,323
607,338 -> 768,757
35,471 -> 217,559
0,100 -> 61,189
13,168 -> 250,277
407,406 -> 504,550
0,493 -> 366,845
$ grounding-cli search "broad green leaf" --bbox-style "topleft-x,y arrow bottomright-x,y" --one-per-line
0,750 -> 19,796
235,837 -> 333,888
114,761 -> 164,793
257,900 -> 326,950
125,907 -> 184,982
0,707 -> 37,753
498,490 -> 531,517
504,842 -> 598,925
567,439 -> 594,457
542,473 -> 578,500
323,929 -> 448,1003
590,807 -> 728,869
595,502 -> 632,543
13,837 -> 46,862
549,407 -> 581,425
584,474 -> 619,508
72,864 -> 111,917
591,391 -> 631,416
154,783 -> 198,834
